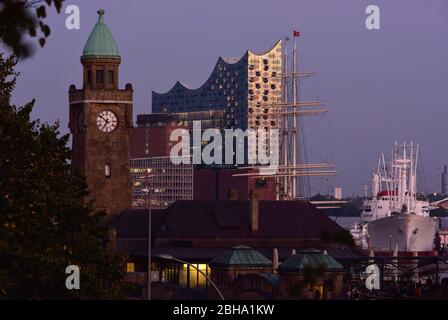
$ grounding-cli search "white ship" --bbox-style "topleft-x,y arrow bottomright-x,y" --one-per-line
352,142 -> 438,252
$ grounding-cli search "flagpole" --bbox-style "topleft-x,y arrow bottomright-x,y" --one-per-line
291,31 -> 297,198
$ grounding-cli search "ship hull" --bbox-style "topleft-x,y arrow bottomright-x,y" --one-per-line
366,214 -> 437,252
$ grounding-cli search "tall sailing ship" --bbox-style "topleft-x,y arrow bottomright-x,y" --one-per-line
235,33 -> 337,200
353,142 -> 438,252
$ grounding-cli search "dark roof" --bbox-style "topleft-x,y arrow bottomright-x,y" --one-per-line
156,200 -> 345,239
109,208 -> 167,238
279,248 -> 344,272
136,113 -> 180,127
151,247 -> 228,262
210,245 -> 272,267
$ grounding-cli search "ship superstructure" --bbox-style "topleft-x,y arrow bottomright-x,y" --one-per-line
354,142 -> 437,252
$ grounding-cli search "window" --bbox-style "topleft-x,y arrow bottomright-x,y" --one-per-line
189,265 -> 198,288
87,70 -> 92,83
197,264 -> 208,288
96,70 -> 104,83
108,70 -> 114,84
126,262 -> 135,273
105,164 -> 111,178
178,263 -> 210,288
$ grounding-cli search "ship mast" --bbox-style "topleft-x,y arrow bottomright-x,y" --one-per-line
280,39 -> 290,199
277,33 -> 335,200
387,142 -> 420,214
291,35 -> 298,197
235,33 -> 337,200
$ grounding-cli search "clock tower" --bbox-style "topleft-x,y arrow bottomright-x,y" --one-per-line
69,9 -> 132,217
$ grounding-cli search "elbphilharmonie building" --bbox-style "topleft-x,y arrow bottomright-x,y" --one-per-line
152,40 -> 283,133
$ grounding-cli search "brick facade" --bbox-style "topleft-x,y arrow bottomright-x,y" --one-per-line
68,57 -> 133,217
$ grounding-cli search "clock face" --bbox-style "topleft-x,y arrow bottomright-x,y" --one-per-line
96,110 -> 118,133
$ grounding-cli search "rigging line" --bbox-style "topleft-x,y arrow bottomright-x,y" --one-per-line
297,53 -> 324,103
300,85 -> 320,101
313,177 -> 327,195
297,78 -> 311,197
303,142 -> 331,165
303,113 -> 325,136
301,130 -> 333,165
417,150 -> 429,195
324,114 -> 332,164
299,75 -> 321,97
306,122 -> 329,161
324,111 -> 334,163
297,52 -> 315,74
298,117 -> 311,197
323,113 -> 329,164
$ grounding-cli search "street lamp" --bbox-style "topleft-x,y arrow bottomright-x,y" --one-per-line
389,234 -> 392,253
157,254 -> 225,301
140,173 -> 155,301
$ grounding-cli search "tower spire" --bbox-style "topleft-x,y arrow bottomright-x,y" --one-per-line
81,8 -> 121,90
82,8 -> 120,60
97,9 -> 105,20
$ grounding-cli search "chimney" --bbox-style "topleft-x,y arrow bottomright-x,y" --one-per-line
273,248 -> 279,273
227,189 -> 238,201
249,190 -> 259,233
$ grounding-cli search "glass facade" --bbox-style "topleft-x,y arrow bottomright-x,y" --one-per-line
152,41 -> 282,134
129,156 -> 193,209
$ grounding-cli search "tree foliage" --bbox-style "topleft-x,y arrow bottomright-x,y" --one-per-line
0,0 -> 64,58
0,53 -> 126,299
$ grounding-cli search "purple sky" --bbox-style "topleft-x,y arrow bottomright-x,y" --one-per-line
10,0 -> 448,196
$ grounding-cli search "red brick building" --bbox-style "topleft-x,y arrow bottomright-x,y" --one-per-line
130,113 -> 187,158
130,113 -> 277,201
110,194 -> 359,299
193,166 -> 276,201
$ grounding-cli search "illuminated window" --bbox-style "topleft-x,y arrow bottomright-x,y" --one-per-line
197,264 -> 208,288
126,262 -> 135,273
189,265 -> 198,288
105,164 -> 111,178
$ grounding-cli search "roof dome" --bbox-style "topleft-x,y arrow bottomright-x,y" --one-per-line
82,9 -> 120,60
278,248 -> 343,272
210,245 -> 272,267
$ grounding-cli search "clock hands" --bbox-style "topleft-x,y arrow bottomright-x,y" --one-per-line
97,111 -> 117,132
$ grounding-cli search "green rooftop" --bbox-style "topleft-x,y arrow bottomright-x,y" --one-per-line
210,245 -> 272,267
278,249 -> 344,272
82,9 -> 120,59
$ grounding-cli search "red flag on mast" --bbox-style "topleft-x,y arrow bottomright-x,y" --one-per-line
293,30 -> 300,37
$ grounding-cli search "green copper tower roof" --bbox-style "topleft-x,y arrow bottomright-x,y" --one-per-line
279,249 -> 344,272
210,245 -> 272,267
82,9 -> 120,59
